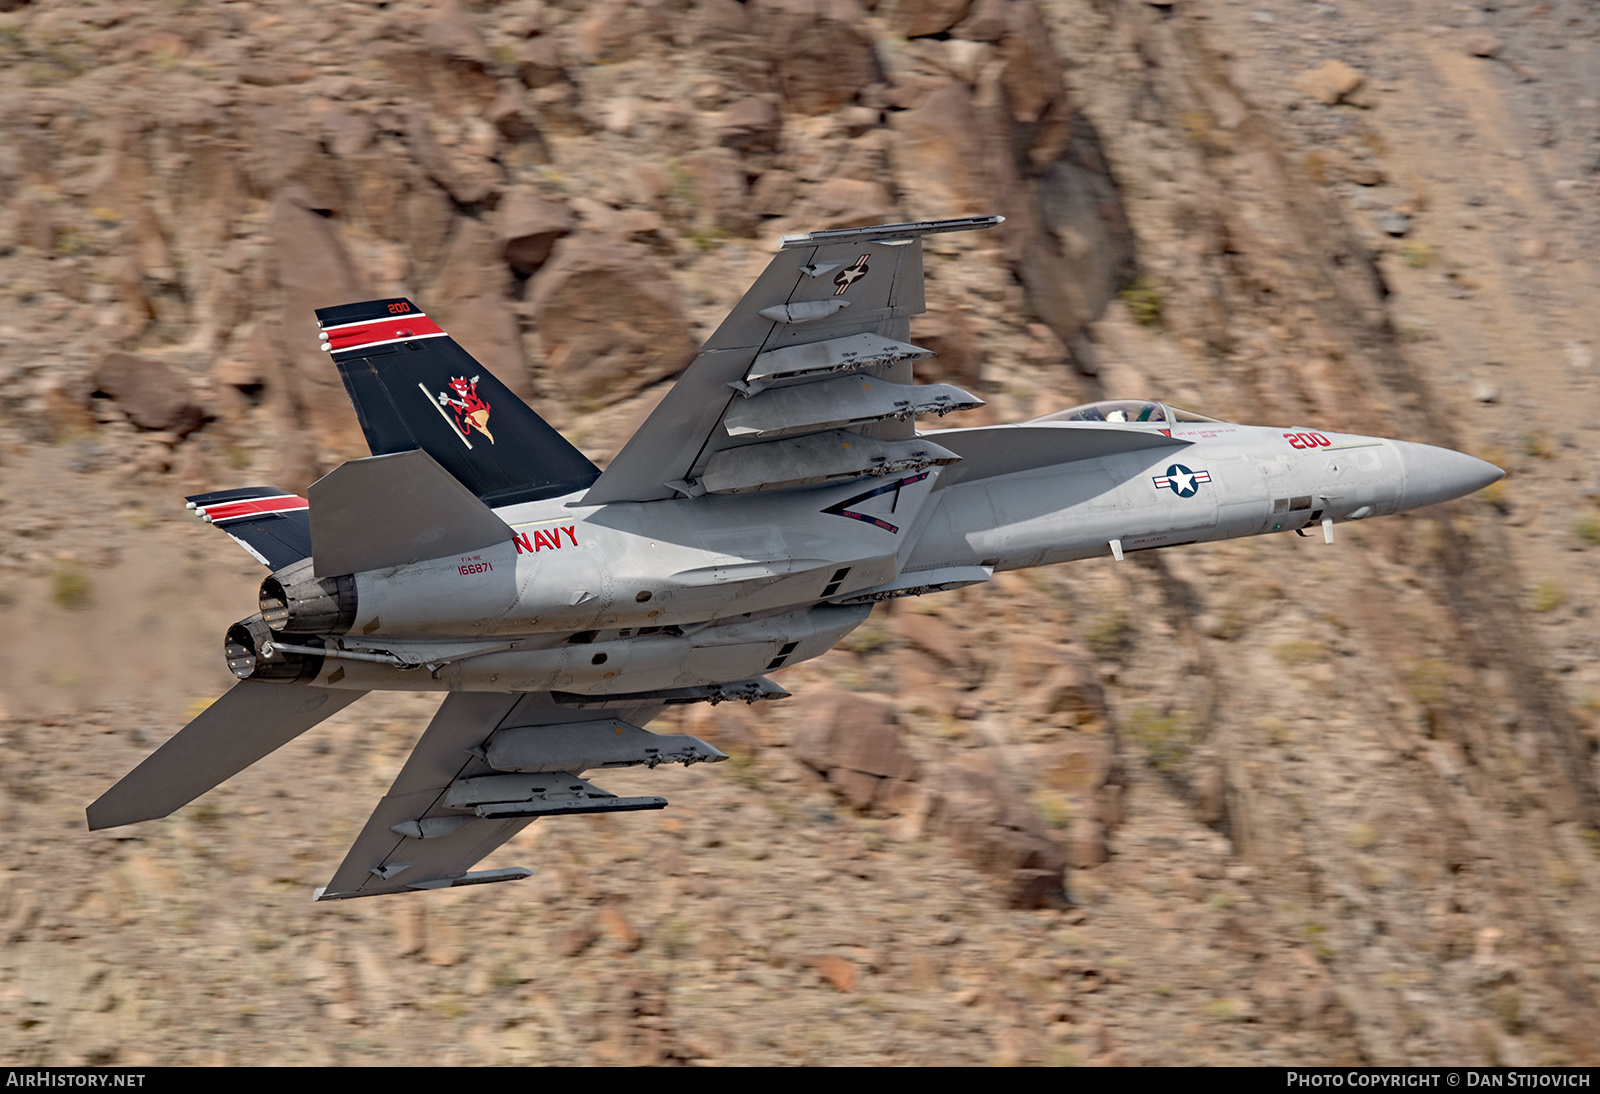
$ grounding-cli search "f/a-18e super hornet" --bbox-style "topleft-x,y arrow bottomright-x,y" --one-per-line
88,215 -> 1503,899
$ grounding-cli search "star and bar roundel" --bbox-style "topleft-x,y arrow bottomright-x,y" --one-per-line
1152,464 -> 1211,498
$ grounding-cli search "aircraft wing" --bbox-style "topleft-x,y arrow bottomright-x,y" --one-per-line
580,216 -> 1001,505
315,690 -> 726,900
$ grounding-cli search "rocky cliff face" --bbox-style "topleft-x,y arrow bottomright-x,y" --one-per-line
2,0 -> 1598,1067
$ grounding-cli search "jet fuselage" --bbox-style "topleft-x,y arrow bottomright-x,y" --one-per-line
240,407 -> 1500,698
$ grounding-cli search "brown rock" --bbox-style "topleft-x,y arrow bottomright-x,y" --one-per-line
952,0 -> 1010,41
529,234 -> 697,407
13,197 -> 54,253
425,0 -> 493,70
557,922 -> 599,957
689,0 -> 774,96
995,0 -> 1066,125
427,217 -> 530,396
1066,815 -> 1108,867
404,107 -> 500,207
880,0 -> 973,39
1464,34 -> 1503,59
682,149 -> 753,235
600,907 -> 641,952
806,954 -> 858,992
395,904 -> 425,956
1341,160 -> 1385,187
402,177 -> 460,280
749,169 -> 800,218
531,82 -> 590,136
1294,60 -> 1366,107
1034,661 -> 1106,729
574,0 -> 672,64
929,757 -> 1067,907
795,691 -> 919,812
496,189 -> 575,276
270,193 -> 371,471
108,254 -> 153,342
713,97 -> 781,155
784,177 -> 896,233
488,85 -> 548,157
835,104 -> 881,138
90,353 -> 206,436
893,611 -> 978,678
1017,104 -> 1137,353
891,80 -> 996,219
912,294 -> 983,388
325,107 -> 374,159
760,0 -> 879,116
239,95 -> 344,210
1045,736 -> 1113,794
1193,761 -> 1227,826
514,35 -> 566,90
412,0 -> 497,105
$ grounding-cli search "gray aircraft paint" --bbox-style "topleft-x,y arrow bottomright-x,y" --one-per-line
89,216 -> 1503,900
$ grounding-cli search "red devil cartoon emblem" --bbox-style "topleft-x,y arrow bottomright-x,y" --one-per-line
426,376 -> 494,446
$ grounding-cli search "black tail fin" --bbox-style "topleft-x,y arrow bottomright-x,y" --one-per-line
315,298 -> 599,507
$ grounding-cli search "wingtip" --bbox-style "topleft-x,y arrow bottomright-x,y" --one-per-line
85,803 -> 146,832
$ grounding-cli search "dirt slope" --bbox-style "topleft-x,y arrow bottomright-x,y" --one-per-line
1,0 -> 1597,1066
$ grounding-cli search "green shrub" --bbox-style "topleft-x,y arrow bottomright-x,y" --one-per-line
1120,278 -> 1163,327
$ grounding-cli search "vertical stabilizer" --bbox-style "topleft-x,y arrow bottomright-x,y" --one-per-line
315,298 -> 599,507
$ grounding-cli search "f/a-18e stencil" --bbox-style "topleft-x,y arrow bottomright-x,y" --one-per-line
88,216 -> 1502,900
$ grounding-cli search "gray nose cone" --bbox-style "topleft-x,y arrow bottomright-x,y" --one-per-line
1393,440 -> 1505,512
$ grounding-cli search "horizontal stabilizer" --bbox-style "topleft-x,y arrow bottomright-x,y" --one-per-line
186,488 -> 311,570
309,448 -> 513,577
87,682 -> 366,830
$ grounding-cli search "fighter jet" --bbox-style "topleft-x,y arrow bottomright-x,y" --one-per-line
87,215 -> 1502,899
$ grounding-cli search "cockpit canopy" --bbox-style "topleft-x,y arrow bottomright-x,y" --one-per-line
1031,400 -> 1225,425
